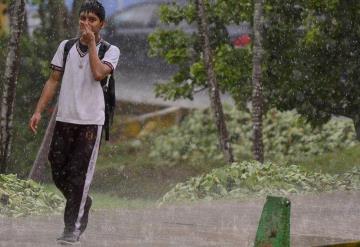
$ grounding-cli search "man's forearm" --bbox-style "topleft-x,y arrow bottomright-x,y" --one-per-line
34,80 -> 58,114
88,41 -> 109,81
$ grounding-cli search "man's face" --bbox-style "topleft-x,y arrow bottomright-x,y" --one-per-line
79,11 -> 104,34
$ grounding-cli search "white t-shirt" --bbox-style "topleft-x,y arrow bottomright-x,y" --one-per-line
50,39 -> 120,125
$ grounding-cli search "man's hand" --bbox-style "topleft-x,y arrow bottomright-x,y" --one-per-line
29,112 -> 41,134
29,70 -> 61,135
80,21 -> 95,45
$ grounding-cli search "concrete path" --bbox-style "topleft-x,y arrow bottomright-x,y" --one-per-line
0,191 -> 359,247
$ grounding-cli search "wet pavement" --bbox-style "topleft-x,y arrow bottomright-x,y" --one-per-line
0,191 -> 359,247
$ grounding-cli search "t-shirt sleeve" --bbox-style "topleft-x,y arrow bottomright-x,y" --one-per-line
102,45 -> 120,72
50,40 -> 68,72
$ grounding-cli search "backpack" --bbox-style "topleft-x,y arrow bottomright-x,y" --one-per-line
62,38 -> 116,141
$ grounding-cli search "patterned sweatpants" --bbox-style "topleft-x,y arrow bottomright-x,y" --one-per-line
48,121 -> 102,237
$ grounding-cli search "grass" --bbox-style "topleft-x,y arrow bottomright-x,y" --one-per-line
41,183 -> 157,210
93,139 -> 360,201
295,144 -> 360,174
92,139 -> 218,199
41,138 -> 360,210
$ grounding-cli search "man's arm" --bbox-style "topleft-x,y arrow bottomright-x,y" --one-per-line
29,70 -> 62,133
88,40 -> 112,81
81,22 -> 112,81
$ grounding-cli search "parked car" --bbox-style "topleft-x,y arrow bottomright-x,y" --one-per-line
103,0 -> 251,71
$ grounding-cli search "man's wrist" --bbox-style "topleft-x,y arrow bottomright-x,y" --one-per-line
88,40 -> 97,53
34,110 -> 42,115
89,39 -> 96,47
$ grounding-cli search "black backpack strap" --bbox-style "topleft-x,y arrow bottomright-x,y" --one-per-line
98,40 -> 114,141
98,40 -> 111,60
98,40 -> 112,88
62,38 -> 78,72
103,75 -> 115,141
64,39 -> 110,71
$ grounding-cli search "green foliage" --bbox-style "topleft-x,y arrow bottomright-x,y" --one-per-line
212,0 -> 252,24
0,174 -> 64,217
158,3 -> 196,25
215,44 -> 252,107
151,0 -> 360,135
259,109 -> 356,160
0,34 -> 47,176
3,0 -> 69,175
158,160 -> 360,205
148,107 -> 356,166
149,109 -> 224,167
148,0 -> 252,105
6,38 -> 50,175
148,29 -> 193,65
263,0 -> 360,128
9,34 -> 52,176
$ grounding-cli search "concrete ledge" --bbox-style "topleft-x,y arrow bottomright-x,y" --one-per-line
315,241 -> 360,247
118,106 -> 189,138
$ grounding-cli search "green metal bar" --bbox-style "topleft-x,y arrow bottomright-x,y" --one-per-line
254,196 -> 291,247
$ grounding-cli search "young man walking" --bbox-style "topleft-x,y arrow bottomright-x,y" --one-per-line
29,1 -> 120,245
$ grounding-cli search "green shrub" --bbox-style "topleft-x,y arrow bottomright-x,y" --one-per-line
148,109 -> 224,167
0,174 -> 64,217
149,107 -> 357,167
159,160 -> 360,205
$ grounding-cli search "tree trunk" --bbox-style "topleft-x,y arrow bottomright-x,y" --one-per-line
195,0 -> 234,163
0,0 -> 25,173
27,0 -> 68,179
22,5 -> 29,37
28,106 -> 57,182
251,0 -> 265,163
69,0 -> 85,37
352,115 -> 360,141
48,0 -> 68,40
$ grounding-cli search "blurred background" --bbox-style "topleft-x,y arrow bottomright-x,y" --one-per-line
1,2 -> 359,233
23,0 -> 248,109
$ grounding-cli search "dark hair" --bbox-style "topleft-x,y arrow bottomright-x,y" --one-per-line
79,1 -> 106,21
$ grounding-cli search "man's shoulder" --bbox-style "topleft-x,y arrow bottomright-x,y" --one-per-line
57,39 -> 68,49
56,39 -> 74,52
100,41 -> 120,58
102,40 -> 120,55
63,38 -> 79,48
62,37 -> 78,42
102,39 -> 119,49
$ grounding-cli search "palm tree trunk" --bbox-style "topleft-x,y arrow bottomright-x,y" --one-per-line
0,0 -> 25,173
195,0 -> 234,163
251,0 -> 265,163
